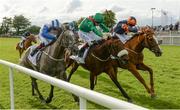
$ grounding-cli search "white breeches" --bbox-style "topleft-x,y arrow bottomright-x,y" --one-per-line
78,30 -> 102,45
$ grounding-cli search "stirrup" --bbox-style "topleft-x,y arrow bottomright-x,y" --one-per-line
69,55 -> 85,64
78,57 -> 85,64
30,49 -> 38,56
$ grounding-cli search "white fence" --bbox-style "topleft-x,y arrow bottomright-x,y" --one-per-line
157,31 -> 180,45
157,36 -> 180,45
0,59 -> 147,110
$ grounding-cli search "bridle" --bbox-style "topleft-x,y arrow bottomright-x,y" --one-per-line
142,33 -> 159,53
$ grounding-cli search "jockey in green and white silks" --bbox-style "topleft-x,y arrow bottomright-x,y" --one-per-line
78,13 -> 109,45
70,13 -> 109,64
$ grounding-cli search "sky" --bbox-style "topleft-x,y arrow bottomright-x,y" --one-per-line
0,0 -> 180,26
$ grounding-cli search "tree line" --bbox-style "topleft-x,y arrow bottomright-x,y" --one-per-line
0,15 -> 40,37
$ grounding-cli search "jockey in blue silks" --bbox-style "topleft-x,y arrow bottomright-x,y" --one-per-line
112,16 -> 138,44
31,19 -> 61,56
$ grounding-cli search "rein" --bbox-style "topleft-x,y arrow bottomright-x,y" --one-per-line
91,53 -> 120,62
125,47 -> 139,54
91,53 -> 110,62
125,34 -> 141,54
42,29 -> 76,62
42,51 -> 64,61
42,29 -> 65,62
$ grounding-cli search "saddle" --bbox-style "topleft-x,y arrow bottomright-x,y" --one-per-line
28,45 -> 42,66
19,40 -> 25,48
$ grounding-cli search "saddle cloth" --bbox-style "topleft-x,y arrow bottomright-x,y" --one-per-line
19,41 -> 24,48
28,45 -> 42,66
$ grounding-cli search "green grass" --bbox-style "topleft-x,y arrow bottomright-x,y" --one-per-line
0,37 -> 180,109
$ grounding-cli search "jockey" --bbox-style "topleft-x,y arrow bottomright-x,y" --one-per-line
68,21 -> 78,33
71,13 -> 109,64
20,31 -> 31,48
30,19 -> 61,56
68,21 -> 79,42
112,16 -> 138,43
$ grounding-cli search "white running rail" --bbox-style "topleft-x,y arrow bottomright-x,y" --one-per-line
0,59 -> 147,110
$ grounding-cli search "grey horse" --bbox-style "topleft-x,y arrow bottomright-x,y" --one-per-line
19,26 -> 78,103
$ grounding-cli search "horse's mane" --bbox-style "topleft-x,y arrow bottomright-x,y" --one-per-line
93,36 -> 119,46
126,26 -> 155,42
126,33 -> 143,42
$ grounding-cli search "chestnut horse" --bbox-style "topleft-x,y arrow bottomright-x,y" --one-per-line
66,37 -> 133,102
66,27 -> 162,101
16,34 -> 37,58
117,27 -> 162,97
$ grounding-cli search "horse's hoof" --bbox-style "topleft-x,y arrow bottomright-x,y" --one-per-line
46,98 -> 52,104
128,99 -> 133,103
75,97 -> 79,102
41,99 -> 46,104
72,94 -> 79,102
151,94 -> 157,99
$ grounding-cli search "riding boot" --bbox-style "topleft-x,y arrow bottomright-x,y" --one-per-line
97,39 -> 105,45
78,43 -> 89,57
78,47 -> 85,58
30,43 -> 44,56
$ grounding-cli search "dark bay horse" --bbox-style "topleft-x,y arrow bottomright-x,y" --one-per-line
16,34 -> 37,58
20,27 -> 78,103
66,27 -> 162,101
66,37 -> 133,102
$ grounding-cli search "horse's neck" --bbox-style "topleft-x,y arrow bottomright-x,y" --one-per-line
25,39 -> 31,46
47,34 -> 65,59
93,40 -> 111,59
125,36 -> 145,53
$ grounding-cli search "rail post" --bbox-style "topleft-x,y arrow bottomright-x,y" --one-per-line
9,67 -> 14,109
80,97 -> 87,110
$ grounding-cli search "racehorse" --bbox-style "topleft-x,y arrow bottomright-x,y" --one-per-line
16,34 -> 37,58
20,26 -> 78,103
66,37 -> 132,102
66,26 -> 162,100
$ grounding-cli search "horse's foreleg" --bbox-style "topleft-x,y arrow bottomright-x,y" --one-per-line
31,77 -> 45,102
31,77 -> 35,96
67,63 -> 79,82
19,49 -> 24,58
19,49 -> 22,58
107,68 -> 132,102
136,63 -> 155,97
94,76 -> 97,85
128,64 -> 152,94
90,73 -> 95,90
46,85 -> 54,103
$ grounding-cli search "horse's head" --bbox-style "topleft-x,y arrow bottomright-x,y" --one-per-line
28,34 -> 37,43
107,37 -> 129,64
57,27 -> 79,59
140,26 -> 162,57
